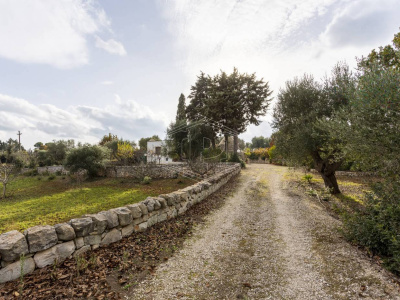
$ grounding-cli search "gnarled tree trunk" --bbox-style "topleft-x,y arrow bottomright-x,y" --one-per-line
311,151 -> 341,194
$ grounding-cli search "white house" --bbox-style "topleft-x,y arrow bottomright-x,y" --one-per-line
146,140 -> 173,164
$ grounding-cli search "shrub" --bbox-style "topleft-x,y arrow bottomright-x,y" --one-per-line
228,153 -> 241,163
248,152 -> 258,160
65,145 -> 110,177
240,160 -> 246,169
23,169 -> 38,177
268,145 -> 284,165
302,174 -> 313,184
202,148 -> 222,159
220,152 -> 228,162
142,176 -> 152,184
253,148 -> 269,160
48,174 -> 56,181
342,181 -> 400,274
228,153 -> 246,168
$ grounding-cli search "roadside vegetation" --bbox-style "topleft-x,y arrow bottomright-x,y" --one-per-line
275,30 -> 400,274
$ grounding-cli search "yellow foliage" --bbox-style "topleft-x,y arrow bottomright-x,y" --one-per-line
117,142 -> 135,161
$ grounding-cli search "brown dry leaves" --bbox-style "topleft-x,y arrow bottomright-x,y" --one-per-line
0,176 -> 238,300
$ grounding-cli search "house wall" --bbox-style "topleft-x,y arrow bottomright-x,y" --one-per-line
146,141 -> 172,164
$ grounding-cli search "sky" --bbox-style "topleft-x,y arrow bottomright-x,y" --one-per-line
0,0 -> 399,149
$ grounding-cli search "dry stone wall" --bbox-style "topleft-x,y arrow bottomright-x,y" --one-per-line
0,163 -> 241,284
105,164 -> 180,179
37,166 -> 68,175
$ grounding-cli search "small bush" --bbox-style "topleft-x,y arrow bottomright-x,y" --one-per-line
23,169 -> 38,177
302,174 -> 313,184
142,176 -> 152,184
220,152 -> 228,162
342,181 -> 400,274
48,174 -> 56,181
228,153 -> 241,163
55,170 -> 62,176
228,153 -> 246,168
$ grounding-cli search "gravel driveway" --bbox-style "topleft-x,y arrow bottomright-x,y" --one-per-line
130,164 -> 400,300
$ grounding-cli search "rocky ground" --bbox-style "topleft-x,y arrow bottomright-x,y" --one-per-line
130,164 -> 400,300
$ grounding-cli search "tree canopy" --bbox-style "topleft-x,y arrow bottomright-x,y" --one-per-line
187,68 -> 272,154
250,136 -> 270,149
273,63 -> 353,194
176,93 -> 186,122
359,31 -> 400,70
65,145 -> 109,177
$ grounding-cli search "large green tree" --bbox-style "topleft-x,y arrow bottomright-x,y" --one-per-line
273,64 -> 353,194
328,62 -> 400,178
251,136 -> 270,149
359,30 -> 400,70
332,36 -> 400,270
187,68 -> 272,155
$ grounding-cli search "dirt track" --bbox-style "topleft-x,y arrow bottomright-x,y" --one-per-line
130,164 -> 400,300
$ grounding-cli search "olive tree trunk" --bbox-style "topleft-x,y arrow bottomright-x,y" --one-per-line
311,152 -> 341,194
2,183 -> 6,198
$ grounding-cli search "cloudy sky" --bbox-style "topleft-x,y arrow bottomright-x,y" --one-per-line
0,0 -> 399,149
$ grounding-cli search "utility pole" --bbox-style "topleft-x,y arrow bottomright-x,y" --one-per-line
17,131 -> 22,151
188,130 -> 191,161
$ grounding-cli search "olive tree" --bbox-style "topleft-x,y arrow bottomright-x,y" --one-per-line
272,64 -> 353,194
327,62 -> 400,178
0,164 -> 18,198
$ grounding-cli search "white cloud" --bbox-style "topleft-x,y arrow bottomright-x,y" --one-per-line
0,0 -> 125,68
95,36 -> 127,56
101,80 -> 114,85
161,0 -> 400,139
320,0 -> 400,48
0,93 -> 168,148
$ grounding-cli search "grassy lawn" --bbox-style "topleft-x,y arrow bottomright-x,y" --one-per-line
0,175 -> 193,234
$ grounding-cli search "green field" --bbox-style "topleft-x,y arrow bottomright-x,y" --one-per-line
0,175 -> 193,233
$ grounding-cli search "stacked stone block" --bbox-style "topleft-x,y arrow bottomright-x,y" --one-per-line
0,163 -> 240,284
